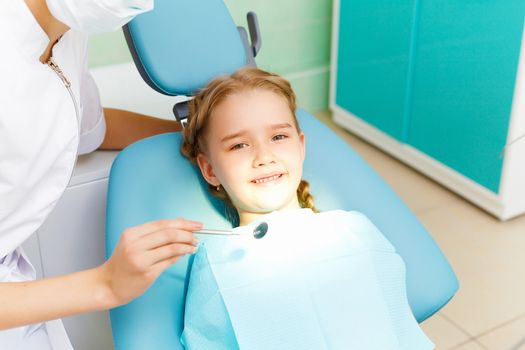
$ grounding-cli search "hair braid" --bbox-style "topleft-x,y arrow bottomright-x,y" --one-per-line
297,179 -> 318,213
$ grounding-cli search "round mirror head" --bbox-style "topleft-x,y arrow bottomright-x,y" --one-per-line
253,222 -> 268,239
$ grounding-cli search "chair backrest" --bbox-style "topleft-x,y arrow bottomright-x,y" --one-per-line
106,1 -> 458,349
123,0 -> 246,96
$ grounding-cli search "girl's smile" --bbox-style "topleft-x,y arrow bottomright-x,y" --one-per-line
251,172 -> 284,185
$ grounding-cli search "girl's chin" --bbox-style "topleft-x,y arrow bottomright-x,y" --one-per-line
235,190 -> 301,215
252,198 -> 301,213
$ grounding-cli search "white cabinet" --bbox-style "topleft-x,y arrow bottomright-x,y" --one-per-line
23,151 -> 118,350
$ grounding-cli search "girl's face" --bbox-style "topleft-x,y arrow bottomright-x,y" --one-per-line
196,89 -> 305,225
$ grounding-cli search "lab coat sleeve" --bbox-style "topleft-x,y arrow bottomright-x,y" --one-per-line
77,60 -> 106,155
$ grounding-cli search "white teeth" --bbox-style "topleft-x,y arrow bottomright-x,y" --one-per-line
253,174 -> 281,184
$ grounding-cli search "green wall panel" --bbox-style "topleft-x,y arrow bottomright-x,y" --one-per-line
289,69 -> 331,114
225,0 -> 332,74
336,0 -> 417,141
407,1 -> 525,193
88,30 -> 132,67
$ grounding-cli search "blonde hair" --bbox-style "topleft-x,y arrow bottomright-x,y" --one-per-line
181,67 -> 318,221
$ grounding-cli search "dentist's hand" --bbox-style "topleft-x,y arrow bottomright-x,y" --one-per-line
98,218 -> 202,308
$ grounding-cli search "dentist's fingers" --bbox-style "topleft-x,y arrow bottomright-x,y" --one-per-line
137,227 -> 198,251
147,241 -> 198,265
151,254 -> 191,277
119,219 -> 200,270
125,218 -> 203,241
101,218 -> 203,306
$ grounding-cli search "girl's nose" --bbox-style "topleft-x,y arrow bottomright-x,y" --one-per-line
252,144 -> 276,167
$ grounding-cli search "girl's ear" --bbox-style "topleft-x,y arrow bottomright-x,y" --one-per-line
299,131 -> 306,161
196,153 -> 221,187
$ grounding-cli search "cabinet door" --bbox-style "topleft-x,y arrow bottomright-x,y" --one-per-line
336,0 -> 417,141
407,1 -> 525,193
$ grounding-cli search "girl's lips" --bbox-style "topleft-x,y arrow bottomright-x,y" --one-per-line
251,173 -> 283,184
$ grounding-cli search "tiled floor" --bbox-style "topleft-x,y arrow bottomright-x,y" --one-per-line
313,110 -> 525,350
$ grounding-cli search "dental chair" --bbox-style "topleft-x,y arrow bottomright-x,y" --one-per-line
105,1 -> 459,349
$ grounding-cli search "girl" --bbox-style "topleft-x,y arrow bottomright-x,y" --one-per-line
181,66 -> 314,226
180,67 -> 433,349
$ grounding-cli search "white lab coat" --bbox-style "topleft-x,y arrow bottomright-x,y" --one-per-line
0,1 -> 106,348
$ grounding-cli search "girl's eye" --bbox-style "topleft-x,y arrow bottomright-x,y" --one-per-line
272,134 -> 288,141
230,143 -> 248,151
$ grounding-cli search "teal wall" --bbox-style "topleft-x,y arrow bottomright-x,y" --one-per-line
88,0 -> 333,113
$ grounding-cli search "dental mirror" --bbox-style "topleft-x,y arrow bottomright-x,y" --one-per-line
195,222 -> 268,239
252,221 -> 268,239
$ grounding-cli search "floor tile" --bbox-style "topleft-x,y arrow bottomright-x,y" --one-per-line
421,313 -> 471,349
417,199 -> 525,336
477,315 -> 525,350
453,340 -> 488,350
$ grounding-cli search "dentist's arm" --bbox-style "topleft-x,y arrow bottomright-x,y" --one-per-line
99,108 -> 182,150
0,218 -> 202,330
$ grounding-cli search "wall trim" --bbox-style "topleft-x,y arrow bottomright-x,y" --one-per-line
329,0 -> 341,111
499,21 -> 525,219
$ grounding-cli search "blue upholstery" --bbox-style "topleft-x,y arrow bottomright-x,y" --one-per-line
106,0 -> 458,349
124,0 -> 246,95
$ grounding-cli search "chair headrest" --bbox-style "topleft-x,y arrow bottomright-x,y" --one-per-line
124,0 -> 247,96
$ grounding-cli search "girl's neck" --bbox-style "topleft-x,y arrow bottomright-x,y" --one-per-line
238,199 -> 302,226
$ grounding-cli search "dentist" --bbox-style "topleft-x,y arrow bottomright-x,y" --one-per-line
0,0 -> 202,349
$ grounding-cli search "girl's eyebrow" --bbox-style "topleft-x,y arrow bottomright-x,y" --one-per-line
272,123 -> 293,130
221,130 -> 248,143
220,123 -> 293,143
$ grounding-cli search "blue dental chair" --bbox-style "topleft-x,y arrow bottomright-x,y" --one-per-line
105,1 -> 459,349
